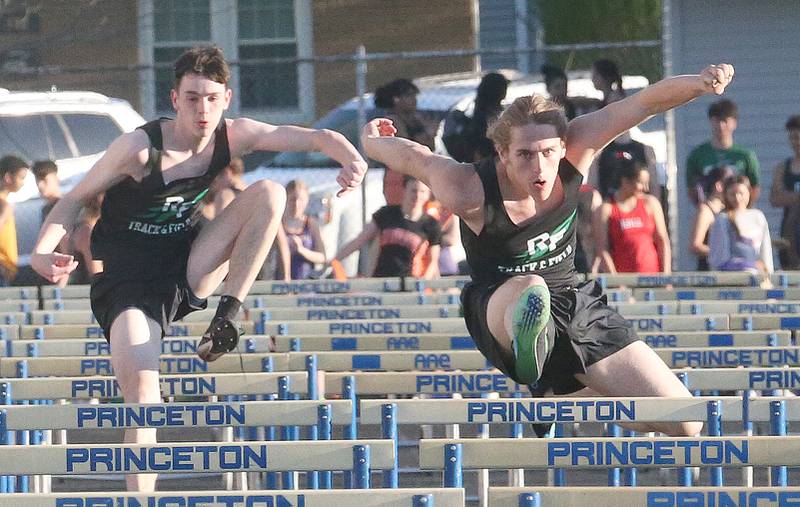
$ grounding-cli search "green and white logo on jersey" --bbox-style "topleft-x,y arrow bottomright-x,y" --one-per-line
519,209 -> 577,262
140,189 -> 209,224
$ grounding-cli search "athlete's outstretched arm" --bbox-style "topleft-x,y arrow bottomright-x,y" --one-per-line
361,119 -> 483,218
31,130 -> 150,283
229,118 -> 367,196
566,64 -> 734,174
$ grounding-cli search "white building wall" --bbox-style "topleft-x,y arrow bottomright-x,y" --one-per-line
668,0 -> 800,270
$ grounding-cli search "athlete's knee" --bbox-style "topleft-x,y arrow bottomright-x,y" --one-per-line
248,179 -> 286,214
512,274 -> 548,294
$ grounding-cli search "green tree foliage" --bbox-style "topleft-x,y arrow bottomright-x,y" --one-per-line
535,0 -> 662,81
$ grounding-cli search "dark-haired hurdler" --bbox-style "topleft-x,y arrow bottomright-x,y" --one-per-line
361,64 -> 734,438
30,46 -> 367,491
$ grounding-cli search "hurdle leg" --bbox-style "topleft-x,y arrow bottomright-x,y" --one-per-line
508,392 -> 524,487
477,392 -> 497,507
607,424 -> 622,486
741,389 -> 754,487
707,400 -> 723,486
769,400 -> 788,487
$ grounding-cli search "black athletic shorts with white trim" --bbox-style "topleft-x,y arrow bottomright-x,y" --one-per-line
460,278 -> 640,395
90,242 -> 208,342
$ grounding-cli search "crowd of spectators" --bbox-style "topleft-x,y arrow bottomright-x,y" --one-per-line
1,60 -> 797,284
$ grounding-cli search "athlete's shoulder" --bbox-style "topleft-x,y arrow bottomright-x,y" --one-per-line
106,129 -> 150,168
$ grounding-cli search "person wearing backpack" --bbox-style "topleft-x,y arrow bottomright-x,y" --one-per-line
443,72 -> 509,163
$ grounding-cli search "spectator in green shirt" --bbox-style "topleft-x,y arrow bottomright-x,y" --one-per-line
686,99 -> 760,206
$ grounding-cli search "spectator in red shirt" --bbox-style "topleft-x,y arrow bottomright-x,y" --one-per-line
594,155 -> 671,274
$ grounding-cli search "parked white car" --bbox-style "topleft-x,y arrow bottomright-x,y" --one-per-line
0,88 -> 145,274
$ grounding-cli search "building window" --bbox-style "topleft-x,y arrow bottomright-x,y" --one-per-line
153,0 -> 211,112
142,0 -> 312,121
237,0 -> 298,109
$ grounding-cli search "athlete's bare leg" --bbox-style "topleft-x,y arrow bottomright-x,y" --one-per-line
109,309 -> 162,492
488,275 -> 702,436
187,180 -> 285,359
574,341 -> 703,436
187,180 -> 286,299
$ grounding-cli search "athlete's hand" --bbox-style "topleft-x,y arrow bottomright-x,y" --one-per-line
31,252 -> 78,284
336,158 -> 368,197
700,64 -> 734,95
362,118 -> 397,140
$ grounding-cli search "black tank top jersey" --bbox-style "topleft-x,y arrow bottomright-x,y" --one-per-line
91,118 -> 231,277
460,157 -> 582,290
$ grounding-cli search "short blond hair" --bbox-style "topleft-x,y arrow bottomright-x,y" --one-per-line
487,95 -> 567,153
286,179 -> 308,195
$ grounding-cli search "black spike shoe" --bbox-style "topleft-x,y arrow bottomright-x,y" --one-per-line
197,317 -> 243,362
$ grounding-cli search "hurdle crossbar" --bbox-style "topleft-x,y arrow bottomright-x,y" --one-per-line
0,489 -> 466,507
677,300 -> 800,315
5,331 -> 785,357
16,322 -> 256,340
419,436 -> 800,469
1,400 -> 351,430
632,287 -> 800,301
9,347 -> 800,376
253,305 -> 461,321
26,309 -> 222,325
360,397 -> 800,424
323,368 -> 800,394
488,487 -> 800,507
0,350 -> 493,376
0,440 -> 394,474
261,318 -> 466,336
0,372 -> 308,400
599,272 -> 755,288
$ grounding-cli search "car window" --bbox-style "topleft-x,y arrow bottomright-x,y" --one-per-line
60,113 -> 123,156
44,115 -> 76,160
0,115 -> 51,161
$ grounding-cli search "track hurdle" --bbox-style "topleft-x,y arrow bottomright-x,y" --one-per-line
26,309 -> 231,325
325,368 -> 800,395
0,489 -> 466,507
677,300 -> 800,315
0,400 -> 351,430
15,321 -> 256,340
7,347 -> 793,377
3,330 -> 787,358
633,286 -> 800,301
598,272 -> 756,288
361,397 -> 747,426
0,440 -> 394,488
0,399 -> 352,492
729,313 -> 800,330
419,435 -> 800,481
258,314 -> 729,337
488,487 -> 800,507
0,372 -> 308,400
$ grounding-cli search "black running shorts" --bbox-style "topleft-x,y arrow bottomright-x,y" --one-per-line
461,278 -> 640,394
90,273 -> 207,342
